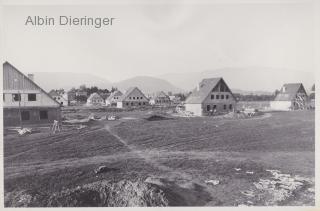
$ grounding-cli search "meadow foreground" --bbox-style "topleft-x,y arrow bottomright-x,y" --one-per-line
3,109 -> 315,206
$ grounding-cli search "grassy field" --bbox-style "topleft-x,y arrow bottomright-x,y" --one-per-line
3,109 -> 315,206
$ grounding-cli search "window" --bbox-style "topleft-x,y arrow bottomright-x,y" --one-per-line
143,102 -> 146,105
223,105 -> 227,110
129,97 -> 131,99
229,104 -> 233,110
216,95 -> 220,99
138,102 -> 141,105
12,94 -> 21,102
221,95 -> 224,99
226,95 -> 229,99
133,97 -> 135,100
21,111 -> 30,121
39,110 -> 48,120
131,102 -> 134,106
3,94 -> 5,102
140,97 -> 143,99
213,105 -> 217,109
207,105 -> 211,111
126,103 -> 129,106
28,94 -> 36,101
211,95 -> 214,99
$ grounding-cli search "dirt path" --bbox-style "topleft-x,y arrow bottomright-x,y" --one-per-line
104,124 -> 192,180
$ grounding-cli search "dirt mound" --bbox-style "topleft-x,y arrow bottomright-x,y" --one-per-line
145,115 -> 172,121
5,180 -> 170,207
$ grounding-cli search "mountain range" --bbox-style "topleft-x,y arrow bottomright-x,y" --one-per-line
32,73 -> 182,94
158,67 -> 315,94
32,67 -> 315,95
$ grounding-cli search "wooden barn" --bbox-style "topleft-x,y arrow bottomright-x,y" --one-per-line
185,78 -> 236,116
270,83 -> 308,111
3,62 -> 61,127
86,92 -> 105,106
117,87 -> 149,108
105,90 -> 123,107
149,91 -> 171,106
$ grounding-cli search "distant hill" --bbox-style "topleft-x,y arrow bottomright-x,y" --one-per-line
32,72 -> 112,92
31,73 -> 184,94
113,76 -> 183,94
158,67 -> 315,93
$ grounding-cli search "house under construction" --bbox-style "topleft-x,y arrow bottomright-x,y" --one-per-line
270,83 -> 308,111
3,62 -> 61,127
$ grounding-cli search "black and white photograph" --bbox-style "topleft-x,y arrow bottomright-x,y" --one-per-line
1,0 -> 318,208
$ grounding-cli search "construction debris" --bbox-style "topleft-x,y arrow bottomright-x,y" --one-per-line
241,190 -> 255,198
253,170 -> 310,205
205,180 -> 220,186
17,128 -> 32,136
107,115 -> 117,121
94,166 -> 109,174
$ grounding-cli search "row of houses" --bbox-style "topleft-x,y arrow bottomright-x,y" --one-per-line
2,61 -> 315,126
87,89 -> 175,108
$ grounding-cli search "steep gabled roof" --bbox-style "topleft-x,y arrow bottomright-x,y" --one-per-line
3,61 -> 60,106
119,87 -> 148,101
185,78 -> 234,104
106,90 -> 123,101
274,83 -> 307,101
87,92 -> 103,101
153,91 -> 170,99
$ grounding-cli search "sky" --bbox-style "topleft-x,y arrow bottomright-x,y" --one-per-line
2,0 -> 317,83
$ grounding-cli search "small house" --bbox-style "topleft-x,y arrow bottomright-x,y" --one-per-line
185,78 -> 236,116
117,87 -> 149,108
105,90 -> 123,107
86,92 -> 105,106
270,83 -> 308,111
149,91 -> 171,105
49,90 -> 68,106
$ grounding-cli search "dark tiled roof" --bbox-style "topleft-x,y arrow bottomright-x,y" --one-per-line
87,92 -> 103,101
185,78 -> 222,104
106,90 -> 123,101
119,87 -> 148,101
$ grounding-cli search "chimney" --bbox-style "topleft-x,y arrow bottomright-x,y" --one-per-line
28,74 -> 34,81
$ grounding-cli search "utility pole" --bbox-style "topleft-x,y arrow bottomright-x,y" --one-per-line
14,78 -> 22,129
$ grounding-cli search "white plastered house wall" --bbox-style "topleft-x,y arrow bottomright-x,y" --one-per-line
270,101 -> 292,111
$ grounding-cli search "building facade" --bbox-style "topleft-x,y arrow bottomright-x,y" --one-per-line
3,62 -> 61,127
117,87 -> 149,108
105,90 -> 123,106
185,78 -> 236,116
